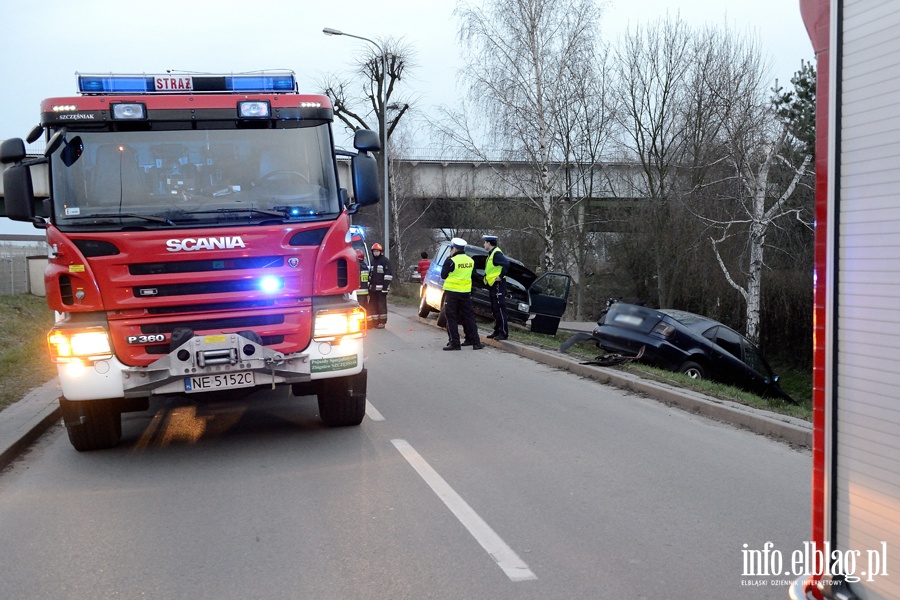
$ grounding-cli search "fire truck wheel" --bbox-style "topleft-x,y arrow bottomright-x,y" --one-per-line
417,289 -> 433,318
59,396 -> 123,452
317,369 -> 367,427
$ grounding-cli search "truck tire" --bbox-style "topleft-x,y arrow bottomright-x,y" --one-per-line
318,369 -> 367,427
59,396 -> 122,452
417,289 -> 432,318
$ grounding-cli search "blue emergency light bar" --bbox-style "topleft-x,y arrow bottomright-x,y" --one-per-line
76,72 -> 297,94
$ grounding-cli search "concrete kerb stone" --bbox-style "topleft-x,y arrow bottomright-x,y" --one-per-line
0,379 -> 61,472
404,307 -> 811,448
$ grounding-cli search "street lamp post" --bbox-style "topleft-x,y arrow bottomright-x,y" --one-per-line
323,27 -> 391,260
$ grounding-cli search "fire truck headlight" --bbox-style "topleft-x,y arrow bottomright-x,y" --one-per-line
48,328 -> 112,363
238,101 -> 271,118
259,276 -> 283,293
111,103 -> 147,120
314,308 -> 366,342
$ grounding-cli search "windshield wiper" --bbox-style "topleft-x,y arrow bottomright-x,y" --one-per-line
63,213 -> 175,225
182,207 -> 330,220
184,207 -> 289,218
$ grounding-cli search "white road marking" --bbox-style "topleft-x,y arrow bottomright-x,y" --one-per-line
365,400 -> 385,421
391,438 -> 537,582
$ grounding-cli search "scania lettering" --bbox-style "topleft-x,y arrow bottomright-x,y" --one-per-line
0,70 -> 382,451
166,236 -> 247,252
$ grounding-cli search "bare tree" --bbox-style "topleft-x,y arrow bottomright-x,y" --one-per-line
701,48 -> 814,343
437,0 -> 605,273
553,45 -> 617,318
386,125 -> 438,273
612,16 -> 694,307
320,38 -> 417,246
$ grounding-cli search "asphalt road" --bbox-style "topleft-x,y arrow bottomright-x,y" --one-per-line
0,312 -> 811,599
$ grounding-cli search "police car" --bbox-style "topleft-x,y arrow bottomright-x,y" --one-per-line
417,240 -> 571,335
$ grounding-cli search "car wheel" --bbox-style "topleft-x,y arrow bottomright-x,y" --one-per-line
678,361 -> 705,380
436,296 -> 447,328
418,289 -> 432,318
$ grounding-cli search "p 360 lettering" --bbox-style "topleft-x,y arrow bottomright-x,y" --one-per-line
126,334 -> 166,344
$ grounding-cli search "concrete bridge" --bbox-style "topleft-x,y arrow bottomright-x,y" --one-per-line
387,151 -> 645,202
334,148 -> 646,203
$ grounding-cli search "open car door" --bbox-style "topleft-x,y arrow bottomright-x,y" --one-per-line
528,272 -> 571,335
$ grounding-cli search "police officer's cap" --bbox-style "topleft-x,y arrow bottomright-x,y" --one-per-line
482,234 -> 499,244
450,237 -> 467,249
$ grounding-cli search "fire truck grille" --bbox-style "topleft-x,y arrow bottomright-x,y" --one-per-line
139,314 -> 284,335
129,256 -> 284,275
132,279 -> 277,297
145,335 -> 285,354
147,300 -> 277,314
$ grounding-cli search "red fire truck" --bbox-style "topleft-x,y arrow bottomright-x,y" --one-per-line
0,71 -> 382,451
790,1 -> 900,598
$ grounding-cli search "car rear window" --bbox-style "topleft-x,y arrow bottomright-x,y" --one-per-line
658,309 -> 708,327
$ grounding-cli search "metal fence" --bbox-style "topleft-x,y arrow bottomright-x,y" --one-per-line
0,239 -> 48,296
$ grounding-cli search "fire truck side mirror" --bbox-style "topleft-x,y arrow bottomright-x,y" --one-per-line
353,129 -> 381,153
0,138 -> 26,164
350,152 -> 380,208
26,125 -> 44,145
2,163 -> 41,224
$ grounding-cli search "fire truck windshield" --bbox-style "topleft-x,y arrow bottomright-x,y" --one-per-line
49,125 -> 341,230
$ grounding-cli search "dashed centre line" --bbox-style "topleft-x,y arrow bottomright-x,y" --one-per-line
391,438 -> 537,582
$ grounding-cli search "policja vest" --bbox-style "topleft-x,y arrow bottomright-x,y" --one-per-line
444,253 -> 475,292
484,247 -> 504,286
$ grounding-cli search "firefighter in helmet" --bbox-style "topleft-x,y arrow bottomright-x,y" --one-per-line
367,243 -> 392,328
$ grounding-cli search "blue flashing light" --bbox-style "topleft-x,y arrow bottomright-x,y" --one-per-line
259,276 -> 283,293
78,75 -> 153,94
76,71 -> 296,95
226,74 -> 295,92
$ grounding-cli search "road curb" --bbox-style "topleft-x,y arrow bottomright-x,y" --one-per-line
408,309 -> 811,448
0,379 -> 61,472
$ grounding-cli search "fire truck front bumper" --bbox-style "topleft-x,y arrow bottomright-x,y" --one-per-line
56,332 -> 365,401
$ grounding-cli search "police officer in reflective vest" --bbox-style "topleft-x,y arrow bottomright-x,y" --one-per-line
482,234 -> 510,340
440,238 -> 484,351
367,242 -> 392,329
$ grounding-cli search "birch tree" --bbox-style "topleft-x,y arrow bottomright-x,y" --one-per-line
439,0 -> 605,273
705,59 -> 814,343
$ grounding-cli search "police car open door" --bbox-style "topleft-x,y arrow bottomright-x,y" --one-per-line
528,272 -> 571,335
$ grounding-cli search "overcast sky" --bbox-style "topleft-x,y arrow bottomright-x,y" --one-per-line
0,0 -> 813,234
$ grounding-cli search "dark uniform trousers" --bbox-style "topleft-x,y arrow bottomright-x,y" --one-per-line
444,290 -> 480,347
489,278 -> 509,337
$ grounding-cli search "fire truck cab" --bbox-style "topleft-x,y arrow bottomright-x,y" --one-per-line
0,71 -> 382,451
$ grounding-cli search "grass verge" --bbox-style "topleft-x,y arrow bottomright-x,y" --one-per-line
507,327 -> 812,422
0,295 -> 56,412
390,289 -> 813,422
